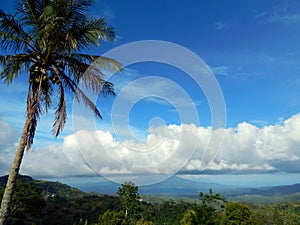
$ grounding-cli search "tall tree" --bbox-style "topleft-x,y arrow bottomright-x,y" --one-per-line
181,189 -> 227,225
0,0 -> 121,224
117,181 -> 141,222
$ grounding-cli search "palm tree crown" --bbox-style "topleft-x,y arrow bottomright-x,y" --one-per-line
0,0 -> 121,148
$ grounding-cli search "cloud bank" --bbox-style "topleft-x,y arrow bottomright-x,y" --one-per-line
1,113 -> 300,180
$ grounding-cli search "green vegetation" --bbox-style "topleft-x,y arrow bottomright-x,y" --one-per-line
229,192 -> 300,204
180,189 -> 227,225
117,181 -> 141,223
99,210 -> 128,225
1,176 -> 300,224
0,181 -> 45,225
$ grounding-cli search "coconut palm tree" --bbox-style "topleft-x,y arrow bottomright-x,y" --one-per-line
0,0 -> 122,223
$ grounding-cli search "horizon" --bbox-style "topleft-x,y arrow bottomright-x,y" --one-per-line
1,0 -> 300,188
4,173 -> 300,197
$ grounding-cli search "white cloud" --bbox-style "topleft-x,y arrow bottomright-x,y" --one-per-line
185,159 -> 275,172
2,113 -> 300,180
192,114 -> 300,173
21,145 -> 93,177
99,166 -> 132,175
253,114 -> 300,161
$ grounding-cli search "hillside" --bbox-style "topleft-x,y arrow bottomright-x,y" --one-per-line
0,174 -> 33,186
1,175 -> 300,224
2,175 -> 300,204
227,183 -> 300,197
0,175 -> 121,224
0,175 -> 86,199
229,192 -> 300,204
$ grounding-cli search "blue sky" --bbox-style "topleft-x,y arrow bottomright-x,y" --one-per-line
1,0 -> 300,187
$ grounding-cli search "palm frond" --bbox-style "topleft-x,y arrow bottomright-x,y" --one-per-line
66,53 -> 98,63
81,66 -> 115,97
64,17 -> 115,51
0,10 -> 32,53
55,67 -> 103,119
74,85 -> 102,119
16,0 -> 48,27
93,56 -> 123,73
61,54 -> 121,99
63,54 -> 122,80
65,0 -> 94,23
0,54 -> 33,83
83,18 -> 116,44
70,54 -> 122,72
25,83 -> 42,150
52,81 -> 66,137
68,0 -> 94,13
51,66 -> 77,94
63,56 -> 90,82
40,78 -> 52,112
98,80 -> 115,98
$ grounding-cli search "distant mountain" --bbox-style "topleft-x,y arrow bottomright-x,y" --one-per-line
139,176 -> 232,197
71,175 -> 233,197
2,175 -> 300,203
228,183 -> 300,197
49,175 -> 300,199
224,183 -> 300,204
138,177 -> 300,198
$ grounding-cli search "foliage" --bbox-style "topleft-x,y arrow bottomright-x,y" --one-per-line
218,202 -> 257,225
40,194 -> 121,225
252,203 -> 300,225
98,181 -> 142,225
180,189 -> 227,225
98,210 -> 128,225
35,180 -> 86,199
229,192 -> 300,204
117,181 -> 141,222
2,176 -> 300,225
0,181 -> 46,225
180,209 -> 198,225
199,188 -> 227,210
142,200 -> 190,225
135,219 -> 155,225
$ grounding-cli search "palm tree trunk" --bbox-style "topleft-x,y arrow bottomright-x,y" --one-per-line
0,116 -> 31,225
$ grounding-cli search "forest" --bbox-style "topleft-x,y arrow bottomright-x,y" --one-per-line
0,175 -> 300,225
